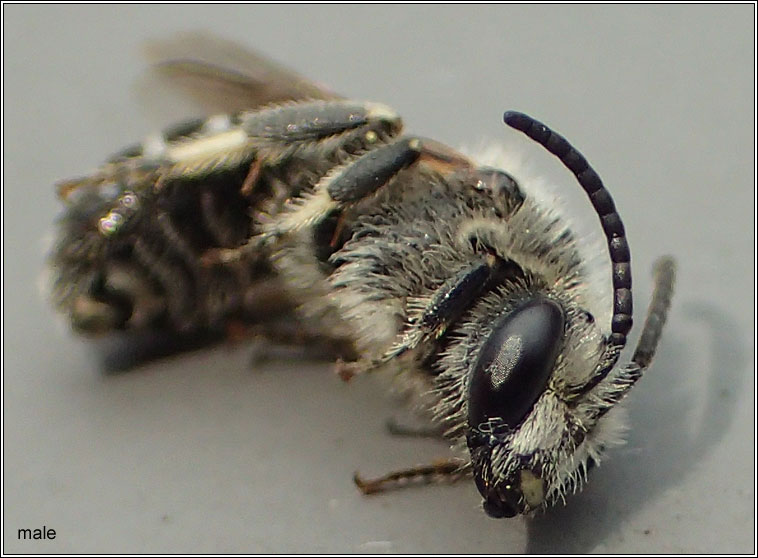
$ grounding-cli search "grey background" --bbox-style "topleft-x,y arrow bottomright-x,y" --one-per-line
3,4 -> 754,554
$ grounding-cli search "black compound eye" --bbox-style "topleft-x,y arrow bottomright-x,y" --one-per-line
468,297 -> 565,430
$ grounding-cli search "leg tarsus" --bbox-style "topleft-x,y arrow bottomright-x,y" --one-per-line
353,458 -> 469,495
247,320 -> 356,364
385,416 -> 446,440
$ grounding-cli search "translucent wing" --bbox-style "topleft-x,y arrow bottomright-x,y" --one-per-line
141,31 -> 342,116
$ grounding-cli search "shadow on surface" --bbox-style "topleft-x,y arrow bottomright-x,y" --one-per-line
95,328 -> 229,373
95,324 -> 340,374
525,301 -> 746,552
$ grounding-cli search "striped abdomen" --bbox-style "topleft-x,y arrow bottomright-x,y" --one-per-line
50,100 -> 403,335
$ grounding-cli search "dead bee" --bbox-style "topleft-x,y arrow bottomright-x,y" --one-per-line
49,33 -> 675,518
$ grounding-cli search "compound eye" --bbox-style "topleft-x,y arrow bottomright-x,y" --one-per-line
468,298 -> 565,430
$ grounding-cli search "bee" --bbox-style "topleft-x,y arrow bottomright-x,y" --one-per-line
49,32 -> 676,518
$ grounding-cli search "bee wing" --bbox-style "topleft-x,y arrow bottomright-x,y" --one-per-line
140,31 -> 342,117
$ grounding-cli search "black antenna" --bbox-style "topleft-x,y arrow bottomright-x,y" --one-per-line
503,111 -> 631,349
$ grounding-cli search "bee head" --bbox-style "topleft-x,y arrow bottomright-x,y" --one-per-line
455,111 -> 640,517
465,296 -> 565,516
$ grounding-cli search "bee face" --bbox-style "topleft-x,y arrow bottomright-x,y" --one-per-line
427,210 -> 622,516
465,297 -> 565,516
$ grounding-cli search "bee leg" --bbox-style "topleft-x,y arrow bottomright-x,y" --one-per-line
170,100 -> 403,195
242,100 -> 400,144
353,459 -> 470,495
385,417 -> 447,439
199,237 -> 266,267
383,254 -> 523,364
337,255 -> 522,379
237,277 -> 358,362
200,174 -> 296,267
266,133 -> 479,243
236,99 -> 403,188
270,137 -> 424,234
253,321 -> 355,355
240,157 -> 263,196
334,359 -> 363,382
246,321 -> 354,364
384,257 -> 499,361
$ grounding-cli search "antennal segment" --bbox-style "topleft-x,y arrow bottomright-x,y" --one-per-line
503,111 -> 631,348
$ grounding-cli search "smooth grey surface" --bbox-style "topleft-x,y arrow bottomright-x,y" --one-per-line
3,4 -> 755,554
